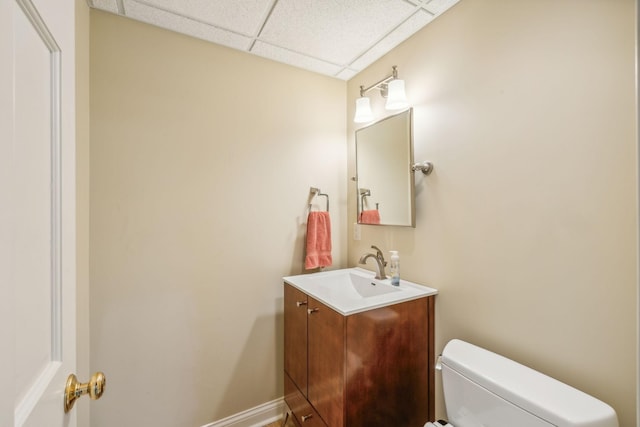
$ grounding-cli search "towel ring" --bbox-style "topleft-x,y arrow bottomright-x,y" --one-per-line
310,187 -> 329,211
359,188 -> 371,213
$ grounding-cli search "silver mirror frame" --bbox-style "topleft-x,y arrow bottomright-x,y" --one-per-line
355,108 -> 415,227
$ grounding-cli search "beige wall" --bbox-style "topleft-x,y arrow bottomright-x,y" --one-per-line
89,11 -> 346,427
348,0 -> 637,425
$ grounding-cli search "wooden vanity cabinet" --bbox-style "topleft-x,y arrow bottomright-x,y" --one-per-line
284,283 -> 435,427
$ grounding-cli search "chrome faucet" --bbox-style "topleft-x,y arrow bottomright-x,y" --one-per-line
358,245 -> 388,280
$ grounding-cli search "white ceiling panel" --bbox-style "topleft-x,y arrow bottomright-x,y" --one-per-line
88,0 -> 461,80
258,0 -> 415,66
124,0 -> 254,50
252,41 -> 344,77
137,0 -> 275,36
351,9 -> 434,71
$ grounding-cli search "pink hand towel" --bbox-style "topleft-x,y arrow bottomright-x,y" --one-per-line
305,211 -> 332,270
360,210 -> 380,225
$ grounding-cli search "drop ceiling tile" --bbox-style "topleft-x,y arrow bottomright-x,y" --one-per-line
137,0 -> 275,36
259,0 -> 417,66
423,0 -> 460,16
124,0 -> 253,50
351,9 -> 433,71
90,0 -> 119,13
251,41 -> 343,77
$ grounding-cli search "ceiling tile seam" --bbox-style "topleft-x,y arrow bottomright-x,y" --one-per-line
419,6 -> 436,17
248,0 -> 279,52
343,6 -> 425,71
251,38 -> 347,70
405,0 -> 440,15
332,66 -> 360,79
408,0 -> 433,7
404,0 -> 436,14
404,0 -> 426,8
128,0 -> 256,40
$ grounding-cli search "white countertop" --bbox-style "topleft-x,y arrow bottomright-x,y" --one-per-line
283,267 -> 438,315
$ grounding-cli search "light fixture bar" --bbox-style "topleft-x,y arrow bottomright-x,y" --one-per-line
359,65 -> 399,97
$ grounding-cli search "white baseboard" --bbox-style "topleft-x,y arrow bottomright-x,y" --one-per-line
201,398 -> 286,427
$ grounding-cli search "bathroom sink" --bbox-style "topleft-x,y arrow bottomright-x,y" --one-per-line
283,267 -> 438,315
348,272 -> 401,297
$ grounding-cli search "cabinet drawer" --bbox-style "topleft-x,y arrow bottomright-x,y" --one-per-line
285,373 -> 327,427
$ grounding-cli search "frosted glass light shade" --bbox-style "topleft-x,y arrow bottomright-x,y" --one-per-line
354,97 -> 374,123
385,79 -> 409,110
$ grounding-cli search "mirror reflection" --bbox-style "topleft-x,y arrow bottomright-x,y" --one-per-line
355,109 -> 415,227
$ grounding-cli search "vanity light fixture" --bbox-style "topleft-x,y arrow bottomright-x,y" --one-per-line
354,65 -> 409,123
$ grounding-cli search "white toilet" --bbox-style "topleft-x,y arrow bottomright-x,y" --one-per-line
427,339 -> 618,427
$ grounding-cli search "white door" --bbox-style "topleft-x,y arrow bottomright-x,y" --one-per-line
1,0 -> 86,425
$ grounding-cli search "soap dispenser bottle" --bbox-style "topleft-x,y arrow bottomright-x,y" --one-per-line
389,251 -> 400,286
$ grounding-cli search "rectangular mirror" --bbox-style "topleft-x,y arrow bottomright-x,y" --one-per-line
355,108 -> 415,227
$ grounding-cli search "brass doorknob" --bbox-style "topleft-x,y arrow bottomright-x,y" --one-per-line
64,372 -> 106,413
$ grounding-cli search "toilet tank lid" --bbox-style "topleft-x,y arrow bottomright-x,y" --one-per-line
441,339 -> 618,427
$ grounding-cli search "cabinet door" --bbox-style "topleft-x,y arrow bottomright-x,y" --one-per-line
345,297 -> 432,426
284,284 -> 308,395
308,297 -> 345,427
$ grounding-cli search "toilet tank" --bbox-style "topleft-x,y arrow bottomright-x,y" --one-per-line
440,339 -> 618,427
